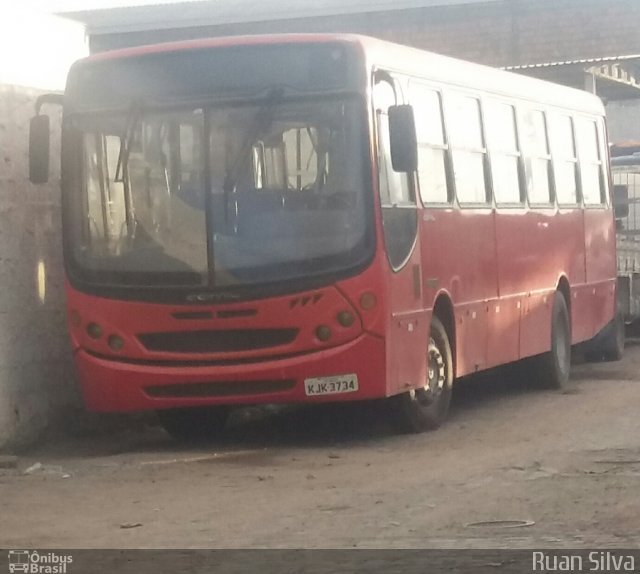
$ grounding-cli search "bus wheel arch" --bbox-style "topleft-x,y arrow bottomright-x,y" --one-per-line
433,294 -> 456,379
390,295 -> 455,433
556,276 -> 572,337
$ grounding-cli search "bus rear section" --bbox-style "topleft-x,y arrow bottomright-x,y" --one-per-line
611,145 -> 640,329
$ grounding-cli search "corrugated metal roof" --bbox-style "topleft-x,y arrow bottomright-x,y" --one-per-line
505,54 -> 640,71
505,54 -> 640,101
60,0 -> 498,34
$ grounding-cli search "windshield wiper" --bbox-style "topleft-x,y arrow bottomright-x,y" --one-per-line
114,99 -> 143,237
115,99 -> 143,183
222,87 -> 284,233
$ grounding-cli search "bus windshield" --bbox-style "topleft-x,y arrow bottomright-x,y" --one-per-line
66,96 -> 370,289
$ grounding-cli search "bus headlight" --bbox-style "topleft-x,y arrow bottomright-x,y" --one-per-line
316,325 -> 332,342
359,292 -> 377,311
108,335 -> 125,352
86,322 -> 103,339
337,310 -> 355,327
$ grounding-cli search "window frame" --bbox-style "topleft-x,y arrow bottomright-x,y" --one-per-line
549,112 -> 580,208
484,98 -> 525,208
519,107 -> 554,208
408,81 -> 453,207
445,90 -> 491,208
373,73 -> 416,208
575,115 -> 608,208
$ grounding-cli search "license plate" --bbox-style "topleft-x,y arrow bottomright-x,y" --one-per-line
304,374 -> 359,396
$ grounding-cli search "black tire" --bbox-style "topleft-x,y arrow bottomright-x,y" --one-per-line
391,316 -> 454,433
157,406 -> 229,442
584,311 -> 625,363
534,292 -> 571,389
601,312 -> 625,362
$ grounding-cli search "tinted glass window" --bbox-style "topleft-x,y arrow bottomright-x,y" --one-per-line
67,44 -> 353,111
447,94 -> 488,205
549,114 -> 578,205
411,84 -> 449,204
485,101 -> 522,204
521,109 -> 551,205
576,118 -> 605,205
375,81 -> 412,206
374,76 -> 417,269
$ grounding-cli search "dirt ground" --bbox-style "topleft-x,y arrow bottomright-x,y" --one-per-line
1,342 -> 639,550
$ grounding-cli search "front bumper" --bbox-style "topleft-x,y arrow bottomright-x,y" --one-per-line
76,333 -> 387,412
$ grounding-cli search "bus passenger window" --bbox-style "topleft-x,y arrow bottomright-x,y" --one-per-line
485,101 -> 522,204
374,74 -> 417,269
410,85 -> 449,204
447,94 -> 488,205
549,114 -> 578,205
576,118 -> 605,205
521,109 -> 552,205
374,78 -> 413,206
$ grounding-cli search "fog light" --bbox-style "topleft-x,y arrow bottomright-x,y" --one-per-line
108,335 -> 124,352
359,292 -> 377,311
316,325 -> 332,342
337,310 -> 355,327
86,322 -> 103,339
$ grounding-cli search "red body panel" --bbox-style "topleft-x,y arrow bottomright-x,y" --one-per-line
385,245 -> 429,396
420,207 -> 499,377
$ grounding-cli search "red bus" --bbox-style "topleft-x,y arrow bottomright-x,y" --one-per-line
29,34 -> 619,439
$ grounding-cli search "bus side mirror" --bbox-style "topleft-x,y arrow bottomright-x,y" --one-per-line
614,184 -> 629,219
388,105 -> 418,173
29,114 -> 51,184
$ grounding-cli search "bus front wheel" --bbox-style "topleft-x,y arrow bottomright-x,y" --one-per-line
157,406 -> 230,442
391,316 -> 454,433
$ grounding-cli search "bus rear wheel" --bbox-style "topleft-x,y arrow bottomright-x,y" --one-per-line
534,292 -> 571,389
585,311 -> 625,362
157,406 -> 229,442
391,316 -> 454,433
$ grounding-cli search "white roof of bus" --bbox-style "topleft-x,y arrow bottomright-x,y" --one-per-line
84,33 -> 605,116
358,35 -> 605,115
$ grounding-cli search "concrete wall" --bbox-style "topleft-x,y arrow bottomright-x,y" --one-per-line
89,0 -> 640,68
0,10 -> 87,450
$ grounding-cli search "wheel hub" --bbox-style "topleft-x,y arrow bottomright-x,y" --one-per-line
410,337 -> 446,405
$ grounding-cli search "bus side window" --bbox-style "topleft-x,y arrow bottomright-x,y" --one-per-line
373,73 -> 418,269
374,79 -> 413,206
485,101 -> 522,205
446,93 -> 488,205
410,84 -> 450,204
576,117 -> 606,206
521,109 -> 552,205
549,114 -> 579,206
